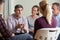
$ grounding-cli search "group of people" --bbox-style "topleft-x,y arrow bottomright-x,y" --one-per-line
0,0 -> 60,40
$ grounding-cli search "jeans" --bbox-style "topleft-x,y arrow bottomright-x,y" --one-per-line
9,33 -> 33,40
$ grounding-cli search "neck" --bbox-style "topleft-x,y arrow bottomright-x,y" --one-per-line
31,15 -> 38,19
15,14 -> 21,19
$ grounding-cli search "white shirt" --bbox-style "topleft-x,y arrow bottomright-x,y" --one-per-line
7,14 -> 29,33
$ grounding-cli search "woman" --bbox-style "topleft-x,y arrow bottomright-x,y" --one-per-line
27,5 -> 39,36
34,1 -> 57,35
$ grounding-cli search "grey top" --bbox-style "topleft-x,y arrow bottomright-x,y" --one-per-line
27,16 -> 39,30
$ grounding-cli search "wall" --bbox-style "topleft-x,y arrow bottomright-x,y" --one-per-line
4,0 -> 59,19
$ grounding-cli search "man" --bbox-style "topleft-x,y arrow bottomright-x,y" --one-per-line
7,4 -> 33,40
52,2 -> 60,27
7,4 -> 29,34
0,0 -> 33,40
52,2 -> 60,40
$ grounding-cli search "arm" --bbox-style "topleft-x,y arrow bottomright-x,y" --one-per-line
34,19 -> 40,36
0,17 -> 12,38
7,17 -> 15,33
23,17 -> 29,33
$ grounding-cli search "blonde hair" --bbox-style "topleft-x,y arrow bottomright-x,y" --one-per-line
39,1 -> 52,25
46,5 -> 52,25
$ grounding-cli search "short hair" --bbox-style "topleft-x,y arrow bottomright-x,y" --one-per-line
15,4 -> 23,9
32,5 -> 39,15
0,0 -> 4,5
52,2 -> 60,10
32,5 -> 39,11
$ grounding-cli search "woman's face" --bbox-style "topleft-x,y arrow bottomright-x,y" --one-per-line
14,8 -> 23,17
32,7 -> 39,15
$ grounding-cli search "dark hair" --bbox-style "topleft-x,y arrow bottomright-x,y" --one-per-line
15,4 -> 23,9
0,0 -> 4,5
32,5 -> 39,15
52,2 -> 60,10
32,5 -> 39,11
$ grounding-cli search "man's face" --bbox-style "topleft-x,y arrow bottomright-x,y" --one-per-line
52,5 -> 59,15
14,8 -> 23,16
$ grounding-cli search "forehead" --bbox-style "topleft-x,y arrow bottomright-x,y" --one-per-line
52,5 -> 58,8
15,8 -> 23,10
32,7 -> 38,10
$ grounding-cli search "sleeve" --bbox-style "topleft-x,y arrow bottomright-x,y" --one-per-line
0,18 -> 12,38
7,17 -> 14,33
34,19 -> 40,36
26,17 -> 30,31
23,17 -> 29,33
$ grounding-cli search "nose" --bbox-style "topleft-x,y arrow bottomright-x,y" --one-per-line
19,10 -> 21,13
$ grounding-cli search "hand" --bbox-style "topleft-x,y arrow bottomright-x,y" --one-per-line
15,23 -> 24,29
11,33 -> 15,37
30,30 -> 34,33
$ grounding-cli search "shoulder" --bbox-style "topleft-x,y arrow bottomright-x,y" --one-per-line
35,17 -> 44,24
27,15 -> 31,19
7,14 -> 14,20
21,16 -> 27,21
36,17 -> 45,21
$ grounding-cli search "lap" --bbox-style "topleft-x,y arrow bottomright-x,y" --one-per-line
10,33 -> 33,40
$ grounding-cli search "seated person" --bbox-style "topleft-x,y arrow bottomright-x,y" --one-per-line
7,4 -> 29,34
34,1 -> 57,36
27,5 -> 39,36
7,4 -> 33,40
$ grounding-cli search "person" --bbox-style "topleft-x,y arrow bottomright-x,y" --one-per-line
27,5 -> 39,36
52,2 -> 60,27
7,4 -> 33,40
34,1 -> 57,36
0,0 -> 13,40
0,0 -> 33,40
52,2 -> 60,40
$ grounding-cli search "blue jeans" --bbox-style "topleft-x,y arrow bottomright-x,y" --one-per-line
10,33 -> 33,40
57,34 -> 60,40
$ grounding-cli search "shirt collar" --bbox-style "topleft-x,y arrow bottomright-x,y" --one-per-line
13,14 -> 22,20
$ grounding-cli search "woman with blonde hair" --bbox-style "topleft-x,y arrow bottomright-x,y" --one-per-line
34,1 -> 57,35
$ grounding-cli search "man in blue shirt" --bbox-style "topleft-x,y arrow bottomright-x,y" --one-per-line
52,2 -> 60,40
52,2 -> 60,27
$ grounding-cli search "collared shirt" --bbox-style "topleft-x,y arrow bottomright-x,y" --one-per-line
7,14 -> 29,33
54,14 -> 60,27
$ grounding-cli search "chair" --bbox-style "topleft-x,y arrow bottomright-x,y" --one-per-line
34,28 -> 60,40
